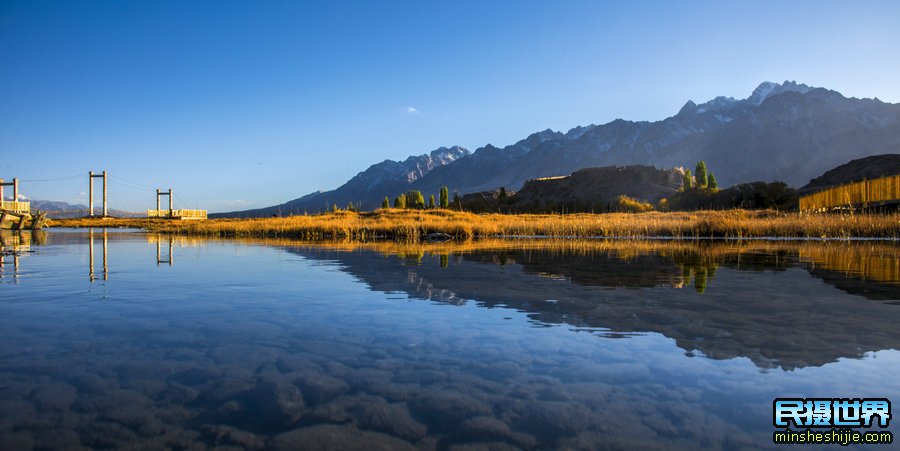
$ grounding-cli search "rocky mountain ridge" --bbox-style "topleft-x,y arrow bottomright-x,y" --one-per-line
220,81 -> 900,216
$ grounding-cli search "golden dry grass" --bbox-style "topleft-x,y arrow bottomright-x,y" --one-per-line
49,209 -> 900,239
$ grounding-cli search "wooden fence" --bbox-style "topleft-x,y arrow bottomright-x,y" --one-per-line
799,174 -> 900,212
147,209 -> 207,220
0,201 -> 30,214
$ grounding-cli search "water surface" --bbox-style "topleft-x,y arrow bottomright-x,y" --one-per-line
2,230 -> 900,450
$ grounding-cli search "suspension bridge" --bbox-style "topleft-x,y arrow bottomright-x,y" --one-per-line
0,171 -> 206,229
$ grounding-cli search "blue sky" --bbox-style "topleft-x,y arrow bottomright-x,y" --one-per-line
2,1 -> 899,212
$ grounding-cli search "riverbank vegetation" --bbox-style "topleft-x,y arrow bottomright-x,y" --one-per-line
50,209 -> 900,240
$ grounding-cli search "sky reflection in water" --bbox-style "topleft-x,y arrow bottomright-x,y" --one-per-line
1,229 -> 899,450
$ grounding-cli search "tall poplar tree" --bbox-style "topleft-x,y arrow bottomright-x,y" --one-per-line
695,161 -> 708,188
440,186 -> 449,208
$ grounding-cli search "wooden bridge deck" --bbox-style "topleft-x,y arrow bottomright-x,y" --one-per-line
800,174 -> 900,212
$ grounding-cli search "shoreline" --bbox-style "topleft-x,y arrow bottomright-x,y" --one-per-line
42,209 -> 900,240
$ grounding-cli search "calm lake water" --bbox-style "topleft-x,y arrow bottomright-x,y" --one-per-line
2,229 -> 900,450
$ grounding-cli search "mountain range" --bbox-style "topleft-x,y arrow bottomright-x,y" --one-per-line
217,81 -> 900,217
7,199 -> 142,218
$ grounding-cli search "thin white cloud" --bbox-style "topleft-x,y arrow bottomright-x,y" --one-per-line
403,106 -> 424,117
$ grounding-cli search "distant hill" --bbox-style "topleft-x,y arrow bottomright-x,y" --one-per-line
800,154 -> 900,193
222,80 -> 900,216
13,199 -> 142,218
514,166 -> 682,211
460,166 -> 683,213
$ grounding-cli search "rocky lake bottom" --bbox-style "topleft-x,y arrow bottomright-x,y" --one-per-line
2,230 -> 900,450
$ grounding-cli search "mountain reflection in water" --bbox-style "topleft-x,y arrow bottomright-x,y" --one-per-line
270,238 -> 900,370
2,230 -> 900,450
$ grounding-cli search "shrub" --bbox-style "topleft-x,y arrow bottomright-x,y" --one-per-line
612,195 -> 654,213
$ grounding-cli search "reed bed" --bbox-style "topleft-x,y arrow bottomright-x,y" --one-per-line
50,209 -> 900,239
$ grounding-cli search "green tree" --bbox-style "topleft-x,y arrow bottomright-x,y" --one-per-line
428,194 -> 435,208
682,169 -> 694,190
440,186 -> 449,208
453,193 -> 462,210
708,172 -> 718,190
695,161 -> 708,188
332,203 -> 339,213
415,191 -> 425,208
498,186 -> 507,200
406,190 -> 425,209
394,195 -> 406,209
382,197 -> 390,209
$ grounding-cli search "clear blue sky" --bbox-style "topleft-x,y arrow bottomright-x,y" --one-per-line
2,1 -> 899,212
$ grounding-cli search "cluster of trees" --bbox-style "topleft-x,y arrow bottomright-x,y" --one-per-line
665,160 -> 798,211
382,186 -> 456,210
666,181 -> 798,211
681,160 -> 718,191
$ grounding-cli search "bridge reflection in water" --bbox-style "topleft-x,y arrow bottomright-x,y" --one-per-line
0,230 -> 47,283
88,232 -> 178,281
155,237 -> 174,266
0,230 -> 181,282
88,229 -> 108,282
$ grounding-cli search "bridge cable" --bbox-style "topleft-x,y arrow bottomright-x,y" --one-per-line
18,173 -> 82,183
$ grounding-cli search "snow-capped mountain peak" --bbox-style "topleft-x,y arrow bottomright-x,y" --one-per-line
748,80 -> 814,106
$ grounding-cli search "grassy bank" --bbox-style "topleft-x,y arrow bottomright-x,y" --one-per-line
49,209 -> 900,239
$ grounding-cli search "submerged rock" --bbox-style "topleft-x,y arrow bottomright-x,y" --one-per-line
216,381 -> 307,433
447,442 -> 522,451
306,394 -> 427,441
457,416 -> 513,441
201,424 -> 265,450
0,431 -> 34,451
456,416 -> 537,449
408,390 -> 493,432
292,372 -> 350,405
240,380 -> 306,429
348,397 -> 427,441
32,382 -> 78,411
167,366 -> 223,387
513,401 -> 593,438
68,373 -> 112,395
270,424 -> 417,451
